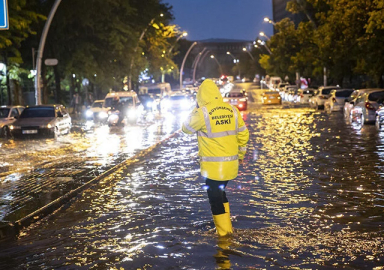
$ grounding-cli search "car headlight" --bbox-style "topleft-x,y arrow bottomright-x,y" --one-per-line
86,110 -> 93,117
9,125 -> 21,130
181,99 -> 190,107
39,124 -> 53,128
161,100 -> 170,108
146,101 -> 153,108
99,111 -> 108,119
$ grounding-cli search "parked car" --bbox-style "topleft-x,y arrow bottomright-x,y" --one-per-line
85,100 -> 108,122
10,104 -> 72,138
309,86 -> 340,109
0,105 -> 25,138
223,90 -> 248,111
160,92 -> 194,112
261,91 -> 282,105
350,89 -> 384,124
295,88 -> 315,104
324,89 -> 354,112
283,85 -> 298,102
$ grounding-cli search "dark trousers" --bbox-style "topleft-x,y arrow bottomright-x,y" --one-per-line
205,178 -> 229,215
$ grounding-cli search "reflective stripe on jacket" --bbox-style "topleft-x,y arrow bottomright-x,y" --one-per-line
182,79 -> 249,181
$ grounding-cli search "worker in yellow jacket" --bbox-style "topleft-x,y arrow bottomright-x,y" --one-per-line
182,79 -> 249,237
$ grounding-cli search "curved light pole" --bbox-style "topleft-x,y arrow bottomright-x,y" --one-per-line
35,0 -> 62,105
226,51 -> 240,79
179,41 -> 197,90
210,55 -> 223,75
168,31 -> 188,54
259,31 -> 270,41
257,39 -> 272,55
242,47 -> 255,61
128,13 -> 164,90
263,17 -> 276,26
193,47 -> 207,83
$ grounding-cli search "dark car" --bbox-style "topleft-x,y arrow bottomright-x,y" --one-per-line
10,104 -> 72,138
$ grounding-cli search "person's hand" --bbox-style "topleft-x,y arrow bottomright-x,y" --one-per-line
239,159 -> 244,165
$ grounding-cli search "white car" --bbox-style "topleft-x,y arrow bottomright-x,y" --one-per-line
324,89 -> 354,112
0,105 -> 25,137
309,86 -> 340,109
343,89 -> 378,120
295,88 -> 315,104
85,100 -> 108,122
161,92 -> 194,112
351,89 -> 384,124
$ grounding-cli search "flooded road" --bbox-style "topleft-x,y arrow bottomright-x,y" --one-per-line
0,89 -> 383,269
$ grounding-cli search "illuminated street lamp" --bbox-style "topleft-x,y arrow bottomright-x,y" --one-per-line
210,55 -> 223,75
256,40 -> 272,55
242,47 -> 255,61
168,31 -> 188,54
227,51 -> 240,78
263,17 -> 276,26
259,31 -> 270,41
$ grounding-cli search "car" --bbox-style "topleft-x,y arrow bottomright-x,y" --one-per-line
223,90 -> 248,111
343,89 -> 377,120
9,104 -> 72,138
309,85 -> 340,109
85,100 -> 108,122
287,87 -> 299,102
295,88 -> 316,104
0,105 -> 25,138
350,89 -> 384,124
160,92 -> 194,112
261,91 -> 282,105
324,89 -> 354,112
283,85 -> 298,101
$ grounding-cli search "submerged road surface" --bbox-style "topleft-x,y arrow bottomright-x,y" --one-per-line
0,86 -> 383,269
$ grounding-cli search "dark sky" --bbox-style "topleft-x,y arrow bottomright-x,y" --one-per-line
164,0 -> 273,41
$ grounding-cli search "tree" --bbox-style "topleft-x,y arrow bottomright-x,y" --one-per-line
0,0 -> 45,105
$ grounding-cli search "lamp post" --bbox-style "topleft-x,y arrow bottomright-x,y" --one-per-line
242,47 -> 255,61
193,47 -> 207,84
179,41 -> 197,90
35,0 -> 62,105
226,51 -> 240,79
210,55 -> 223,75
263,17 -> 276,26
257,40 -> 272,55
259,31 -> 270,40
168,31 -> 188,54
128,13 -> 164,90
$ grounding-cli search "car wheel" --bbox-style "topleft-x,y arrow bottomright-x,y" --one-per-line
52,127 -> 58,139
2,126 -> 11,138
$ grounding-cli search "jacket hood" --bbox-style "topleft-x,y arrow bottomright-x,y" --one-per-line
196,79 -> 223,107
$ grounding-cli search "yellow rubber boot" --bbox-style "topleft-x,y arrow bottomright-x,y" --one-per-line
223,202 -> 230,215
213,203 -> 233,237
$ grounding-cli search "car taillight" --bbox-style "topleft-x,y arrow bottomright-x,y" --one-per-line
238,103 -> 244,108
365,102 -> 375,111
300,94 -> 303,98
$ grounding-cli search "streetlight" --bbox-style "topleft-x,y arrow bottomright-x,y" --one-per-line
179,41 -> 197,90
263,17 -> 276,26
259,31 -> 270,40
168,31 -> 188,54
257,40 -> 272,55
226,51 -> 240,78
242,47 -> 255,61
210,55 -> 223,75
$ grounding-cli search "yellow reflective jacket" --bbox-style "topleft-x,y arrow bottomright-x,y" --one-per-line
182,79 -> 249,181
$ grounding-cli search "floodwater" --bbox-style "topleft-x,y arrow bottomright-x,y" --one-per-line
0,90 -> 384,269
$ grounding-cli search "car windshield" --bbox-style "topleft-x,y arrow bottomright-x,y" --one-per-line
0,108 -> 10,118
148,88 -> 161,95
170,95 -> 187,100
335,90 -> 354,97
228,92 -> 244,98
20,107 -> 55,118
368,91 -> 384,102
322,88 -> 338,95
120,97 -> 133,105
92,102 -> 103,108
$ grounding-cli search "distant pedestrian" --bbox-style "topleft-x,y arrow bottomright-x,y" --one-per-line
72,93 -> 81,115
182,79 -> 249,237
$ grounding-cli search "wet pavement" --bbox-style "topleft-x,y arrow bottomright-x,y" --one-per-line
0,85 -> 384,269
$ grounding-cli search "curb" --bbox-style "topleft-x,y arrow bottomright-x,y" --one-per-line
0,129 -> 182,241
